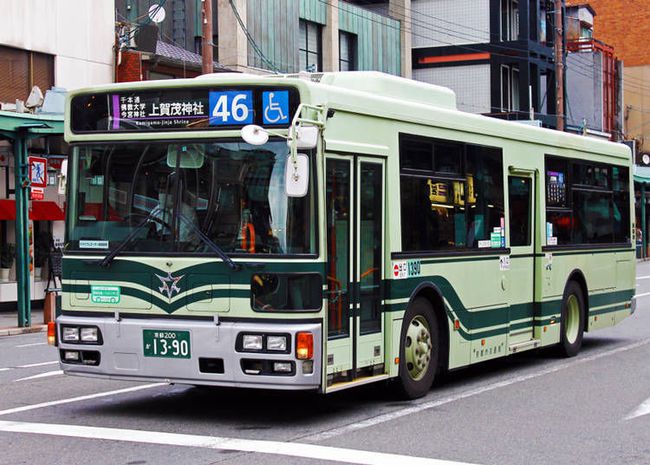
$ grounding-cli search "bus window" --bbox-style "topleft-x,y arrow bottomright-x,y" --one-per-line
508,176 -> 531,247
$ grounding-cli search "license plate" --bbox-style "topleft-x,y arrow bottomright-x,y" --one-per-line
143,330 -> 191,359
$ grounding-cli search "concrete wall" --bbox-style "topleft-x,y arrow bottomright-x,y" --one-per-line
412,0 -> 490,48
625,65 -> 650,153
566,52 -> 603,131
413,64 -> 491,113
0,0 -> 115,90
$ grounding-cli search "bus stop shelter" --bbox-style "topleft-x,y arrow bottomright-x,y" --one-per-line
0,110 -> 64,327
634,165 -> 650,259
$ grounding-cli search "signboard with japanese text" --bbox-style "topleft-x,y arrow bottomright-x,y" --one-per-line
70,86 -> 300,134
30,187 -> 44,201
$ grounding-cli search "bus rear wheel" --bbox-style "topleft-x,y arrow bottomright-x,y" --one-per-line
397,297 -> 439,399
559,281 -> 585,357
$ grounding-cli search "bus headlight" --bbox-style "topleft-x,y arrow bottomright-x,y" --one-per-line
242,334 -> 263,351
80,327 -> 99,343
267,335 -> 287,352
62,327 -> 79,342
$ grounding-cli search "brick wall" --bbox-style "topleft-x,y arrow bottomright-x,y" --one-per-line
567,0 -> 650,66
116,50 -> 143,82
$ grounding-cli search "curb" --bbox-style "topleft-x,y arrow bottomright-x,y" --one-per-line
0,325 -> 47,337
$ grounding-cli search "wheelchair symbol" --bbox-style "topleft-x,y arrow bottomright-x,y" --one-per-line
263,91 -> 289,125
264,92 -> 286,123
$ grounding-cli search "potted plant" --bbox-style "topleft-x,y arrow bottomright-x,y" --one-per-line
0,243 -> 15,281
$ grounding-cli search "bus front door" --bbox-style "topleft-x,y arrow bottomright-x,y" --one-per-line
325,156 -> 386,390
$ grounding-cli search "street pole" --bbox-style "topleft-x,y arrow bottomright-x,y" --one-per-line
201,0 -> 213,75
14,135 -> 30,327
554,0 -> 565,131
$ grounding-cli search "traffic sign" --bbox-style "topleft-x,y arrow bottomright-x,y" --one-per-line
28,156 -> 47,188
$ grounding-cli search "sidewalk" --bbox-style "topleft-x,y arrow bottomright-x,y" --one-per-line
0,307 -> 47,337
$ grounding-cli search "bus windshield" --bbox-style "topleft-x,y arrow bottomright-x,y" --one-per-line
66,141 -> 316,256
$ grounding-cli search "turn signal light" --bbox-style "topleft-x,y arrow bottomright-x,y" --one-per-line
47,322 -> 56,346
296,332 -> 313,360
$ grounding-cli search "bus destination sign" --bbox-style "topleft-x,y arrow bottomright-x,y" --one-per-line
70,86 -> 299,134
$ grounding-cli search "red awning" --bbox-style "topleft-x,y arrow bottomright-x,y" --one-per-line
0,200 -> 16,220
0,200 -> 65,221
30,201 -> 65,221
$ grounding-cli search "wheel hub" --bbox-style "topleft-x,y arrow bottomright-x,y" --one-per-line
405,316 -> 432,381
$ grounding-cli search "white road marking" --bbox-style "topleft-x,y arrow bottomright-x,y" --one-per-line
625,396 -> 650,421
17,361 -> 58,368
635,275 -> 650,280
0,420 -> 480,465
0,383 -> 165,417
0,361 -> 58,372
634,291 -> 650,298
14,370 -> 63,382
307,338 -> 650,442
15,342 -> 47,348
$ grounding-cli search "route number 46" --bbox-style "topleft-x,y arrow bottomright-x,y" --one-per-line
209,91 -> 253,125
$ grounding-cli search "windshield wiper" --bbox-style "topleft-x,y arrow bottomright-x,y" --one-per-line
98,207 -> 162,268
175,212 -> 241,271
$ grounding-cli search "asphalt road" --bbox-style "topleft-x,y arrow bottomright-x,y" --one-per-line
1,263 -> 650,465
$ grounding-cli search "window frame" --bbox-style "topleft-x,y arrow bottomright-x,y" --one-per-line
299,19 -> 323,73
397,133 -> 506,256
543,154 -> 631,249
338,31 -> 357,71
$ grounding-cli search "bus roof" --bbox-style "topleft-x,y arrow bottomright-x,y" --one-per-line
66,71 -> 630,161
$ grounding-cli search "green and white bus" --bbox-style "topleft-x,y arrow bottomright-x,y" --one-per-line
57,72 -> 636,398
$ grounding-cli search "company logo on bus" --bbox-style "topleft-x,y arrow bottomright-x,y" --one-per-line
156,272 -> 184,299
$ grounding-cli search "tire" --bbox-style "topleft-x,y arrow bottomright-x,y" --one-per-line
396,297 -> 439,399
559,281 -> 585,357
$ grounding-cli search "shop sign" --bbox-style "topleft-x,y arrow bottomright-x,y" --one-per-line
30,187 -> 44,200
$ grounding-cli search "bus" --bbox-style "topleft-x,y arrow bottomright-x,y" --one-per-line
56,71 -> 636,399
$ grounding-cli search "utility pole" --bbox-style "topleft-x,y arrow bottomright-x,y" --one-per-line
554,0 -> 564,131
201,0 -> 213,74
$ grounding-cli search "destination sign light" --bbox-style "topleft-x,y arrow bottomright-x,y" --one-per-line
70,86 -> 299,134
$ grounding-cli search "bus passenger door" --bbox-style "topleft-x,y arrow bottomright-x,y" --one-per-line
507,172 -> 537,348
325,156 -> 385,390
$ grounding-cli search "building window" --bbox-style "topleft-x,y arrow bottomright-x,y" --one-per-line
299,19 -> 322,72
500,64 -> 520,113
500,0 -> 519,41
0,45 -> 54,103
339,31 -> 357,71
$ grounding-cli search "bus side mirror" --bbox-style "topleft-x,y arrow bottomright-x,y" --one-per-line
292,126 -> 318,150
285,153 -> 309,198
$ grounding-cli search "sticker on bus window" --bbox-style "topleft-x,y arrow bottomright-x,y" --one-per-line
80,240 -> 109,249
392,260 -> 421,279
478,240 -> 491,249
91,285 -> 121,304
547,237 -> 558,246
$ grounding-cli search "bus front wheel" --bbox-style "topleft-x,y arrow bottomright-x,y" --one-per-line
397,297 -> 439,399
559,281 -> 585,357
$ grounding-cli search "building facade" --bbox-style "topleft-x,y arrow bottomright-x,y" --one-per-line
565,0 -> 650,256
0,0 -> 115,312
114,0 -> 408,79
411,0 -> 560,128
564,3 -> 623,139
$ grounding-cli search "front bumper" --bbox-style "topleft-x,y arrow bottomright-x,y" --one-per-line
56,315 -> 322,391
